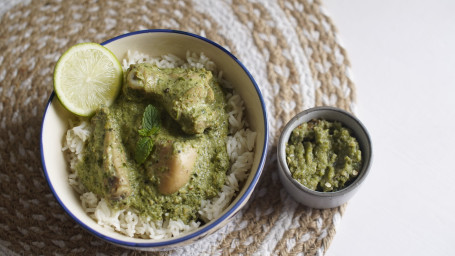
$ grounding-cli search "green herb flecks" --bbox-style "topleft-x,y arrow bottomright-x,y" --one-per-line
135,104 -> 161,164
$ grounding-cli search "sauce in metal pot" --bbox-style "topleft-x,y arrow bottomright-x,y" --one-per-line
285,119 -> 362,192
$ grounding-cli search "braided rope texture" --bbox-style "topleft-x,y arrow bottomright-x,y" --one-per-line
0,0 -> 356,255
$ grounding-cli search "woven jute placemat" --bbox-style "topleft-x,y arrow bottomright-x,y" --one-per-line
0,0 -> 357,255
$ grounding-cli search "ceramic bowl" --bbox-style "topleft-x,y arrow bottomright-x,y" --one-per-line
277,106 -> 372,209
40,29 -> 268,250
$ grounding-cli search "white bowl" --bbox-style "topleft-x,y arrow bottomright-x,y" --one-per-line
40,30 -> 268,250
277,107 -> 372,209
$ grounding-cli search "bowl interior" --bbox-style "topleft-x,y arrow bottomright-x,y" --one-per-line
41,30 -> 268,247
278,107 -> 372,196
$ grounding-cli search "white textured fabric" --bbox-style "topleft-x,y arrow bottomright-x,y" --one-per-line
0,0 -> 30,18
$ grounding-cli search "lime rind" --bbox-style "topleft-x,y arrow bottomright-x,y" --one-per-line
53,43 -> 123,116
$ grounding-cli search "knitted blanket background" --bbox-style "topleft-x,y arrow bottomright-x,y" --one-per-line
0,0 -> 356,255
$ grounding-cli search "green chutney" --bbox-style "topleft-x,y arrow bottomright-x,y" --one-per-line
285,119 -> 362,192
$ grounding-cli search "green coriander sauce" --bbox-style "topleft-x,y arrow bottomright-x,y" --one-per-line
76,64 -> 230,224
285,119 -> 362,192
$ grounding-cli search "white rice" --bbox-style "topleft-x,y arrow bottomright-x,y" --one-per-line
63,51 -> 256,239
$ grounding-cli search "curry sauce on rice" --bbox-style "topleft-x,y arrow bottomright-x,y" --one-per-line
63,52 -> 256,239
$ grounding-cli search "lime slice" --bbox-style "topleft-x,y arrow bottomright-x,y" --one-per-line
53,43 -> 123,116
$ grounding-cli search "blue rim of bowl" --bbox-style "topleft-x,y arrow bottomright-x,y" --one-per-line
278,106 -> 372,198
40,29 -> 268,248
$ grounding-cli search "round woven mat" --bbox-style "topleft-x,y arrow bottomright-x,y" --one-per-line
0,0 -> 356,255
